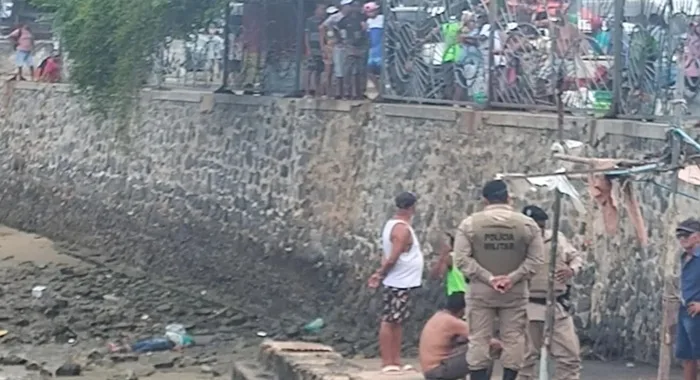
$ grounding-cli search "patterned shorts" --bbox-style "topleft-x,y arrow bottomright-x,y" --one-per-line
381,286 -> 413,324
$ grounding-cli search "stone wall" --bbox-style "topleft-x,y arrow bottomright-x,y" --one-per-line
0,82 -> 693,363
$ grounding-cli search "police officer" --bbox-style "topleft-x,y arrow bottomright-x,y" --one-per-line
518,205 -> 583,380
453,180 -> 544,380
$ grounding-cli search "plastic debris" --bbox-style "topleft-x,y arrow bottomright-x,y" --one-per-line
32,286 -> 47,299
304,318 -> 325,333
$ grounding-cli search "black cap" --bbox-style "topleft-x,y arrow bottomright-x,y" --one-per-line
522,205 -> 548,221
482,180 -> 508,200
395,191 -> 417,210
677,218 -> 700,234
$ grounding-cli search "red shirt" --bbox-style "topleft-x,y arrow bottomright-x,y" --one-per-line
40,58 -> 60,83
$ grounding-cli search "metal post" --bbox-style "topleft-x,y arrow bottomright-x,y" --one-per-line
657,38 -> 686,380
13,0 -> 20,26
379,0 -> 389,99
293,0 -> 304,94
217,1 -> 232,93
485,0 -> 497,107
609,0 -> 625,117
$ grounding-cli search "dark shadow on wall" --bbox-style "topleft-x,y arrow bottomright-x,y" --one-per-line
0,173 -> 350,328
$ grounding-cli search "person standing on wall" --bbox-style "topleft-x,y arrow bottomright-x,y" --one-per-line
453,179 -> 544,380
673,219 -> 700,380
7,24 -> 34,81
319,0 -> 352,99
304,3 -> 326,97
367,191 -> 424,375
517,205 -> 583,380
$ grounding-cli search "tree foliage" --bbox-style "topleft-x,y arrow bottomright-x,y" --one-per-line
30,0 -> 224,117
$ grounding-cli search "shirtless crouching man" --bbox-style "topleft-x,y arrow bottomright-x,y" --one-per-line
419,292 -> 503,380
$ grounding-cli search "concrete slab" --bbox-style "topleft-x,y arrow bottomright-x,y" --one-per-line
257,341 -> 685,380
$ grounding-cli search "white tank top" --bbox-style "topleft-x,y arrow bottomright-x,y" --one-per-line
381,219 -> 424,289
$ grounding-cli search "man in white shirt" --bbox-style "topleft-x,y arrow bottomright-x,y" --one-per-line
368,191 -> 424,374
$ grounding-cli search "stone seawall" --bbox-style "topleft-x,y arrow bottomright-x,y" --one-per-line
0,82 -> 694,363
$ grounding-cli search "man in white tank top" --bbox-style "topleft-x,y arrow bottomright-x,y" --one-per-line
367,191 -> 424,374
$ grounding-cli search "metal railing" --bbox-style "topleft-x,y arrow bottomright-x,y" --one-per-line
381,0 -> 700,120
151,0 -> 304,95
35,0 -> 700,121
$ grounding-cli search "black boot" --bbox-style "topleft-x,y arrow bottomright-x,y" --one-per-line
502,368 -> 519,380
469,369 -> 490,380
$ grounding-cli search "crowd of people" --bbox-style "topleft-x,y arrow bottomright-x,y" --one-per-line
368,182 -> 700,380
297,0 -> 700,107
304,0 -> 384,99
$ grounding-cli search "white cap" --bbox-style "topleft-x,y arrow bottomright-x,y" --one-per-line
340,0 -> 353,6
326,5 -> 339,13
479,24 -> 491,37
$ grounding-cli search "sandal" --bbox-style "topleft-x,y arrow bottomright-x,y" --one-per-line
401,364 -> 416,372
381,365 -> 402,374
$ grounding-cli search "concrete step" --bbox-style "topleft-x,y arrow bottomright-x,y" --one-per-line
231,360 -> 276,380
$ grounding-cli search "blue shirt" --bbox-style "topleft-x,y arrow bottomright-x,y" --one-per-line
681,247 -> 700,305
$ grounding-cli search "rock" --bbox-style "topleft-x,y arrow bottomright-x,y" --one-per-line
109,370 -> 139,380
87,348 -> 105,362
200,365 -> 221,377
226,314 -> 247,326
152,357 -> 177,370
155,304 -> 172,312
177,356 -> 198,368
136,368 -> 155,378
55,362 -> 82,377
103,295 -> 120,302
0,354 -> 27,365
25,361 -> 43,371
197,357 -> 217,365
109,354 -> 139,363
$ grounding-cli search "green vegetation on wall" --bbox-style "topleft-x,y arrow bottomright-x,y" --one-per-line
30,0 -> 224,117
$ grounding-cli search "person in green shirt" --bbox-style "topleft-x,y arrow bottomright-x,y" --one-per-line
440,17 -> 462,100
430,232 -> 470,295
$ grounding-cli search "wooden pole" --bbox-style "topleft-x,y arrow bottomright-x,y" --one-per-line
539,14 -> 564,379
540,188 -> 562,380
656,36 -> 686,380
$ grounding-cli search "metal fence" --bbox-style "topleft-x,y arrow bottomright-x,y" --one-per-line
143,0 -> 700,120
152,0 -> 304,95
381,0 -> 700,120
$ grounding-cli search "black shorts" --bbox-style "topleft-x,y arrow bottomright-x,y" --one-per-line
424,345 -> 469,380
443,63 -> 455,84
381,286 -> 414,324
367,62 -> 380,75
306,55 -> 324,73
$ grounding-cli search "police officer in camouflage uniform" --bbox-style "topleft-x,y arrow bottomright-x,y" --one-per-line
453,180 -> 544,380
518,205 -> 583,380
